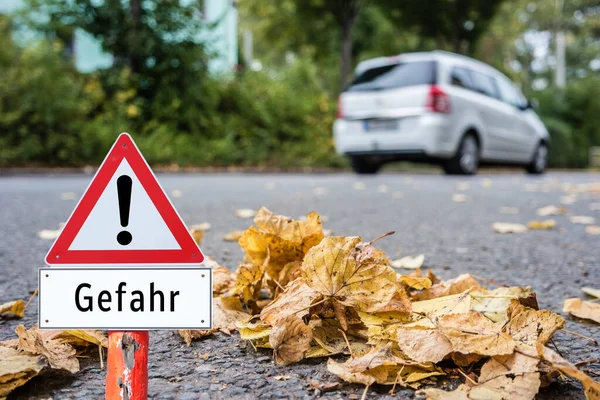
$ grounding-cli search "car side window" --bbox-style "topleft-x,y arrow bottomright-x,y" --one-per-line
450,67 -> 472,89
468,70 -> 500,100
496,76 -> 526,109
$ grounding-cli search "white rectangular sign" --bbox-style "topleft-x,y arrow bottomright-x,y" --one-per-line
39,268 -> 212,330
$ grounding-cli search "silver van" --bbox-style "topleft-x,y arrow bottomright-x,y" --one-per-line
334,51 -> 549,175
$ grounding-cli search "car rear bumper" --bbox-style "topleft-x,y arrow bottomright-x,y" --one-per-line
333,114 -> 456,159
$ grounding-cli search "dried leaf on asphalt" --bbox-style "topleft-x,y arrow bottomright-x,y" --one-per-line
0,299 -> 25,318
413,274 -> 480,301
190,222 -> 211,231
189,227 -> 204,245
569,215 -> 595,225
396,328 -> 452,363
391,254 -> 424,269
504,301 -> 564,346
586,225 -> 600,235
492,222 -> 528,234
235,208 -> 256,218
269,315 -> 312,365
399,275 -> 432,291
0,346 -> 47,397
538,345 -> 600,400
15,325 -> 79,373
582,287 -> 600,299
563,298 -> 600,324
57,330 -> 108,348
227,262 -> 264,304
411,293 -> 472,317
527,219 -> 556,230
240,207 -> 324,279
301,236 -> 396,312
260,279 -> 321,326
436,311 -> 515,356
470,286 -> 531,323
500,207 -> 519,214
222,230 -> 244,241
452,193 -> 469,203
537,205 -> 567,216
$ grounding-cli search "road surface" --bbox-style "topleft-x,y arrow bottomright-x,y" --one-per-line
1,171 -> 599,399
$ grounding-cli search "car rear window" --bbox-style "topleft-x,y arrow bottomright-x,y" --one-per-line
346,61 -> 436,92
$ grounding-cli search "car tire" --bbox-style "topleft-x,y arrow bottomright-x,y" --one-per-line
526,143 -> 548,174
443,134 -> 479,175
350,157 -> 381,174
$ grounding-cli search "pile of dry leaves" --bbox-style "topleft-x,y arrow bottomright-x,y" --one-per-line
1,207 -> 598,399
181,207 -> 600,399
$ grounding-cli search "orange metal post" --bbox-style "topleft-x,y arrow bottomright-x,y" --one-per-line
106,331 -> 149,400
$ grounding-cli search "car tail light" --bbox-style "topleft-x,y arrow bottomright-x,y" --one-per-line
426,85 -> 451,114
336,96 -> 343,119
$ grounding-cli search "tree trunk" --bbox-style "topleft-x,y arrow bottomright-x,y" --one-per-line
129,0 -> 142,74
340,21 -> 354,91
338,0 -> 359,92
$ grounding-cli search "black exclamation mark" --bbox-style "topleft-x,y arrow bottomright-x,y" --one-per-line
116,175 -> 133,246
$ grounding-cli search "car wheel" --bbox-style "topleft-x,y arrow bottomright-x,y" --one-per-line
443,135 -> 479,175
350,157 -> 381,174
526,143 -> 548,174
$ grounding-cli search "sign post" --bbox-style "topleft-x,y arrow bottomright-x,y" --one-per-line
41,133 -> 211,400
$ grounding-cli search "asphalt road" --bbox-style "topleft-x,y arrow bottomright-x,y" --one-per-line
1,171 -> 599,399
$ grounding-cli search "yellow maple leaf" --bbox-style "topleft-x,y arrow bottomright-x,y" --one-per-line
0,346 -> 47,397
436,311 -> 515,356
269,315 -> 312,366
301,236 -> 396,313
0,300 -> 25,319
563,298 -> 600,324
15,325 -> 79,373
260,278 -> 321,326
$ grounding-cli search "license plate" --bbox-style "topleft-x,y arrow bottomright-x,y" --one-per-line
363,119 -> 399,132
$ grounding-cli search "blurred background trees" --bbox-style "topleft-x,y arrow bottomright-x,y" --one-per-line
0,0 -> 598,168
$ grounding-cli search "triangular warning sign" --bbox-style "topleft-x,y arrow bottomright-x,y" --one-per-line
45,133 -> 204,266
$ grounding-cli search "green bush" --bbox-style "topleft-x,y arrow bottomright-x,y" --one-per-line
0,16 -> 344,168
533,77 -> 600,168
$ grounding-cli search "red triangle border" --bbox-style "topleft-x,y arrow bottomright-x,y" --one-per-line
45,133 -> 204,266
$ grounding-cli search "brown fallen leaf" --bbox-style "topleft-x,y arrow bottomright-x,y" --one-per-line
190,222 -> 211,231
504,300 -> 564,346
492,222 -> 528,234
436,311 -> 515,356
537,205 -> 567,216
222,230 -> 244,242
569,215 -> 595,225
260,278 -> 321,326
452,193 -> 470,203
235,208 -> 256,218
189,228 -> 204,245
538,345 -> 600,400
15,325 -> 79,373
391,254 -> 425,270
273,375 -> 290,381
307,380 -> 340,392
413,274 -> 480,301
586,226 -> 600,235
269,315 -> 312,366
301,236 -> 396,313
239,207 -> 324,279
582,287 -> 600,299
0,300 -> 25,318
563,298 -> 600,324
527,219 -> 556,230
396,327 -> 453,363
0,346 -> 47,397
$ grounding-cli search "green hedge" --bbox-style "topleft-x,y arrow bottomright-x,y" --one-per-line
533,77 -> 600,168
